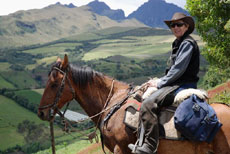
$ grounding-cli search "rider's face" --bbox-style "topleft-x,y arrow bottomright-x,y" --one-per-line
170,20 -> 189,39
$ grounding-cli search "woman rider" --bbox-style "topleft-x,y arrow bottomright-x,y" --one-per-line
128,12 -> 200,154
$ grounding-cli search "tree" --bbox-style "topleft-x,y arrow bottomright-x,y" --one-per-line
186,0 -> 230,87
17,120 -> 48,143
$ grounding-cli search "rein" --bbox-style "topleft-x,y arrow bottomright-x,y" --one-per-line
39,65 -> 143,154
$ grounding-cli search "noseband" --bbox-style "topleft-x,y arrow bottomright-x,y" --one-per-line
39,66 -> 75,117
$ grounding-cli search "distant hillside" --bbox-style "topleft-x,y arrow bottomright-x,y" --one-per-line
0,3 -> 145,48
87,0 -> 125,21
128,0 -> 188,28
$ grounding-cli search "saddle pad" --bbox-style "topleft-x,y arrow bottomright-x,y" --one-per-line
123,99 -> 141,129
124,106 -> 140,130
124,103 -> 182,140
159,107 -> 181,140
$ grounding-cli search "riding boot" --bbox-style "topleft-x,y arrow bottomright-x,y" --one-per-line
128,121 -> 159,154
128,95 -> 159,154
128,122 -> 158,154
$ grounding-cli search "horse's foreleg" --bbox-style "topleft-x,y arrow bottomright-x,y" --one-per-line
114,145 -> 130,154
114,145 -> 122,154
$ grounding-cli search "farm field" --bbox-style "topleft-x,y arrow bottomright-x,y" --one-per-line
0,95 -> 45,150
82,35 -> 172,61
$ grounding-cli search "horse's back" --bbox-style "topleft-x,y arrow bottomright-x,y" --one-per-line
211,103 -> 230,153
158,139 -> 214,154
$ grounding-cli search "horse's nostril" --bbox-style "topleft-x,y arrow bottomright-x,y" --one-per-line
38,111 -> 44,118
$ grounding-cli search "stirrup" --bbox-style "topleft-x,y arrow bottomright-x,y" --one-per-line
132,139 -> 139,153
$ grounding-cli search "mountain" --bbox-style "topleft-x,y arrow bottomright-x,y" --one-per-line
128,0 -> 189,28
0,3 -> 145,48
87,0 -> 125,21
64,3 -> 76,8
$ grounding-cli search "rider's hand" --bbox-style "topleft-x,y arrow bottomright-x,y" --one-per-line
147,79 -> 161,88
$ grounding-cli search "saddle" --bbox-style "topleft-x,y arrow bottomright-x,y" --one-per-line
124,87 -> 208,140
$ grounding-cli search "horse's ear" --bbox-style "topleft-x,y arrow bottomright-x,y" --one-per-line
56,57 -> 61,63
61,54 -> 69,69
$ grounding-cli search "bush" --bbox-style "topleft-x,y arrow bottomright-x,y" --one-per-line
187,0 -> 230,88
201,66 -> 230,89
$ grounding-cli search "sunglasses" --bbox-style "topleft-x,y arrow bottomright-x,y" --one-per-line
170,22 -> 185,28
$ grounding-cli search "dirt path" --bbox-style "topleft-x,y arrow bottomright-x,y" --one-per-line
207,81 -> 230,99
77,143 -> 111,154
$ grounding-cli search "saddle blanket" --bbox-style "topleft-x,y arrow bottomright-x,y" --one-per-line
124,98 -> 182,140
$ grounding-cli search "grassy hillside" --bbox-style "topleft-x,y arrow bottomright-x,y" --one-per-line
14,90 -> 42,105
0,75 -> 15,89
0,4 -> 146,48
0,71 -> 39,89
0,92 -> 88,152
0,95 -> 45,150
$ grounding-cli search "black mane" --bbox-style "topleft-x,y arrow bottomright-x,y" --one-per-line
69,64 -> 103,87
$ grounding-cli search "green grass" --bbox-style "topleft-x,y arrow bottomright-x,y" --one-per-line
0,95 -> 45,150
14,89 -> 42,106
36,140 -> 91,154
32,89 -> 44,95
0,75 -> 15,89
0,71 -> 39,89
0,62 -> 11,71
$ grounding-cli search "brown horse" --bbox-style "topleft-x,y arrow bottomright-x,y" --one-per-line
38,55 -> 230,154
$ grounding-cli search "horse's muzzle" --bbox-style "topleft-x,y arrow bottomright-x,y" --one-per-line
38,109 -> 53,121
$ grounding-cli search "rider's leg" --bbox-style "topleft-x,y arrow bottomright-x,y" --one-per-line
128,91 -> 160,154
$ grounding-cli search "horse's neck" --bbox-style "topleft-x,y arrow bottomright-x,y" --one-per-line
74,75 -> 129,123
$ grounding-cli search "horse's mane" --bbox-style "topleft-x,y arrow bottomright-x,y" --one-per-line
69,64 -> 104,87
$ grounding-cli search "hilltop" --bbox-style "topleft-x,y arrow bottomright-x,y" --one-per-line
0,4 -> 145,48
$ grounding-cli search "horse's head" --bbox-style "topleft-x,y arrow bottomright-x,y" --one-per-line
38,54 -> 75,121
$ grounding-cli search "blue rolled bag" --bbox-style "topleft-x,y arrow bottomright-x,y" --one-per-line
174,94 -> 222,143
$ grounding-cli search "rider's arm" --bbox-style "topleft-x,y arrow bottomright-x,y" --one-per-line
157,41 -> 194,89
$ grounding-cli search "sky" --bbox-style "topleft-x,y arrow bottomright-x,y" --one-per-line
0,0 -> 186,17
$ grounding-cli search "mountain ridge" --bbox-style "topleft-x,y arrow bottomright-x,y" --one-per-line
128,0 -> 188,28
0,4 -> 146,48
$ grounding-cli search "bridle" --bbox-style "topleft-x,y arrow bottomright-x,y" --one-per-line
38,65 -> 75,117
38,64 -> 135,154
38,65 -> 76,154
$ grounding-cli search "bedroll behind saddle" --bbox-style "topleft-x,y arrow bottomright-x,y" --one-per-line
174,94 -> 222,143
